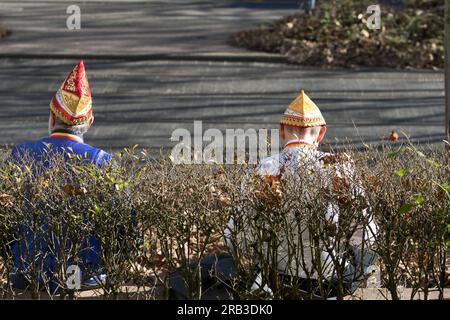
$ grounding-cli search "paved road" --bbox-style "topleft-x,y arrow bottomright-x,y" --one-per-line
0,0 -> 298,57
0,58 -> 444,153
0,1 -> 446,154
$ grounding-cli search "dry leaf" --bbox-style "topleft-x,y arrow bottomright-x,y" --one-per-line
389,131 -> 399,142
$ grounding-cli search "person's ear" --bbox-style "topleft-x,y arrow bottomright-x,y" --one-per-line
317,126 -> 327,143
50,112 -> 56,127
280,124 -> 285,140
89,116 -> 94,126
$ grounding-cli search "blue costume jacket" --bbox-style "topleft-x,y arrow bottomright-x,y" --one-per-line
9,129 -> 111,291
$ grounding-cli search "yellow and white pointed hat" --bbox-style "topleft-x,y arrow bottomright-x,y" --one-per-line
280,90 -> 326,127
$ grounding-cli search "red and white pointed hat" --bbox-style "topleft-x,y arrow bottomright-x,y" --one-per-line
50,60 -> 93,125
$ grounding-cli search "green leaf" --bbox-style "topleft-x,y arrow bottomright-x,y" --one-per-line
399,203 -> 414,214
414,194 -> 425,205
71,214 -> 82,222
89,205 -> 101,215
426,159 -> 443,168
387,151 -> 398,158
393,168 -> 406,177
441,184 -> 450,191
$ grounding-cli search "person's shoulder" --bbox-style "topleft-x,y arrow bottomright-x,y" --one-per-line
11,142 -> 27,155
12,139 -> 44,151
95,148 -> 112,165
80,144 -> 112,166
317,151 -> 356,176
11,139 -> 48,159
257,153 -> 281,177
317,151 -> 353,166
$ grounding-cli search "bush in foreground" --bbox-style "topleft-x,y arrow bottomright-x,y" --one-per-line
0,142 -> 448,300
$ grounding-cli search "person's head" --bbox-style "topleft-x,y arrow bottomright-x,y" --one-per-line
279,90 -> 327,146
48,111 -> 93,136
280,124 -> 326,145
49,60 -> 94,137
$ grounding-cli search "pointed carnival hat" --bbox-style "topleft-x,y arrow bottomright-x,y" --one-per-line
280,90 -> 326,128
50,60 -> 93,125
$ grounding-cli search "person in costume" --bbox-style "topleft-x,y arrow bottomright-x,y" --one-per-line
225,90 -> 378,298
9,61 -> 111,291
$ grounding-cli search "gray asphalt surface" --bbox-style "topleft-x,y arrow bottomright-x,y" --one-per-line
0,1 -> 445,154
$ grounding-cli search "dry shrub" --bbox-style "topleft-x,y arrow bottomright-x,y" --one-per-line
0,142 -> 448,300
227,151 -> 375,300
134,158 -> 236,299
0,149 -> 139,299
356,143 -> 449,299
